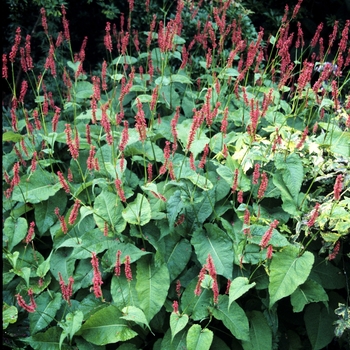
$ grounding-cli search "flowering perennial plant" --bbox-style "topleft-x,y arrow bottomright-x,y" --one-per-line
2,1 -> 350,349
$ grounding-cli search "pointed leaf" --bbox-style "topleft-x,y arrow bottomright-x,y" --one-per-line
211,295 -> 249,341
136,257 -> 170,322
122,194 -> 151,226
275,153 -> 304,198
290,279 -> 329,313
165,238 -> 192,281
166,190 -> 184,228
181,278 -> 212,321
29,292 -> 62,334
186,324 -> 213,350
304,303 -> 336,350
191,224 -> 234,279
77,305 -> 137,345
269,245 -> 314,308
12,169 -> 62,204
242,311 -> 272,350
121,306 -> 152,333
59,311 -> 84,348
21,326 -> 67,350
170,313 -> 189,341
93,190 -> 126,233
3,217 -> 27,251
229,277 -> 256,307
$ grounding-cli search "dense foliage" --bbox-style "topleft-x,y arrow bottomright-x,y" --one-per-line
2,0 -> 350,349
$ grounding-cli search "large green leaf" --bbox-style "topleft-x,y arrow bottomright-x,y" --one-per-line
211,295 -> 249,341
164,237 -> 192,281
242,311 -> 272,350
121,306 -> 152,332
3,217 -> 27,251
191,224 -> 234,280
11,169 -> 62,204
272,173 -> 300,216
29,292 -> 62,334
166,190 -> 184,228
275,153 -> 304,198
290,279 -> 329,312
22,326 -> 70,350
248,225 -> 289,248
136,256 -> 170,322
269,245 -> 314,308
93,190 -> 126,233
170,312 -> 189,341
317,129 -> 350,157
181,278 -> 212,321
304,303 -> 336,350
77,305 -> 137,345
59,311 -> 84,348
186,324 -> 213,350
122,194 -> 151,226
34,190 -> 67,235
229,277 -> 256,307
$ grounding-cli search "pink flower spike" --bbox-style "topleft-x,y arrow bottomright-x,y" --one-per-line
124,255 -> 133,282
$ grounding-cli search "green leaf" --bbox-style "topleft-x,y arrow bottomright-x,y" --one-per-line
171,74 -> 192,84
269,245 -> 314,308
75,81 -> 93,99
2,303 -> 18,329
12,169 -> 62,204
167,190 -> 184,228
36,251 -> 52,278
186,324 -> 213,350
136,256 -> 170,322
275,153 -> 304,198
93,190 -> 126,233
34,191 -> 67,235
242,311 -> 272,350
3,217 -> 27,251
304,303 -> 336,350
121,306 -> 152,333
29,292 -> 62,334
309,257 -> 346,289
272,173 -> 300,216
248,225 -> 290,248
122,194 -> 151,226
164,238 -> 192,281
59,311 -> 84,348
22,326 -> 68,350
2,131 -> 23,142
181,278 -> 212,321
112,55 -> 138,65
170,312 -> 189,341
290,279 -> 329,312
211,295 -> 249,341
191,224 -> 234,280
77,305 -> 137,345
317,130 -> 350,157
229,277 -> 256,307
186,174 -> 213,191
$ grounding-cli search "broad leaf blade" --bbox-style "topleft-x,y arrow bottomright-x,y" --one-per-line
136,256 -> 170,322
186,324 -> 213,350
304,303 -> 336,350
170,313 -> 189,341
77,305 -> 137,345
290,279 -> 329,312
229,277 -> 256,307
211,295 -> 249,341
269,245 -> 314,308
242,311 -> 272,350
191,224 -> 234,279
122,193 -> 151,226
